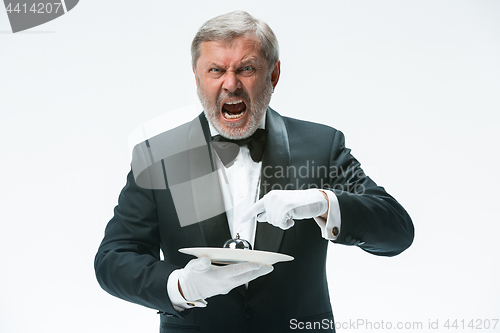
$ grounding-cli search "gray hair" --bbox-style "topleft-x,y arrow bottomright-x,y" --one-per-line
191,11 -> 279,71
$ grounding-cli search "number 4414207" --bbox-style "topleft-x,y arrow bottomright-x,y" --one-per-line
444,319 -> 498,330
5,3 -> 62,14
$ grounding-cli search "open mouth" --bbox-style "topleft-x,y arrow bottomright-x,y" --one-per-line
222,99 -> 247,120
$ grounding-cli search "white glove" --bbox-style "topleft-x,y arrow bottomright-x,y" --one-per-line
240,189 -> 328,230
178,257 -> 273,302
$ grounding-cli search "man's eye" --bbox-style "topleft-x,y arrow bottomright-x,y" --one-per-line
210,68 -> 222,73
242,66 -> 253,71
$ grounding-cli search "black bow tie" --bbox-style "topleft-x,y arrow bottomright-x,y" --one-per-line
211,129 -> 268,167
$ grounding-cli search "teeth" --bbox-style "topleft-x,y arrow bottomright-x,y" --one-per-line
223,110 -> 245,119
225,100 -> 244,105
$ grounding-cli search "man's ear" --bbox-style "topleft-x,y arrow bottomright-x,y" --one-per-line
193,66 -> 199,86
271,61 -> 281,90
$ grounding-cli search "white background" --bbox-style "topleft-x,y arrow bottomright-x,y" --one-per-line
1,1 -> 499,332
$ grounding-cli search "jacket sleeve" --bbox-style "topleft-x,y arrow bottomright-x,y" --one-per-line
94,170 -> 180,315
328,130 -> 414,256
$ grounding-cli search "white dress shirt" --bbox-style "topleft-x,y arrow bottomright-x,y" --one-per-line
167,113 -> 342,311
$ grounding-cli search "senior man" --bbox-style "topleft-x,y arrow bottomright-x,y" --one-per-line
95,10 -> 414,333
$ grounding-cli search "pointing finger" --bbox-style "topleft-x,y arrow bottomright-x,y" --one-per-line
239,199 -> 266,224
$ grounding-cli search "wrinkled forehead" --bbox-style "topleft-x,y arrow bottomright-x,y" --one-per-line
197,36 -> 267,65
213,32 -> 259,48
196,34 -> 266,67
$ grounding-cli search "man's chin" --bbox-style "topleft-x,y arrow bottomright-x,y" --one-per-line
216,125 -> 254,140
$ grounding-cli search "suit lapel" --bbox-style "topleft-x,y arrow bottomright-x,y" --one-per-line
190,114 -> 244,296
188,114 -> 232,247
254,108 -> 290,253
248,108 -> 290,296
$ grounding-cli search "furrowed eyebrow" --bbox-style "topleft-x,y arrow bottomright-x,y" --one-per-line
239,57 -> 257,66
206,58 -> 260,71
208,61 -> 255,68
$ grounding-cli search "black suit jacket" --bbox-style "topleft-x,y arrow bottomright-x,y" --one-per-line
95,108 -> 414,333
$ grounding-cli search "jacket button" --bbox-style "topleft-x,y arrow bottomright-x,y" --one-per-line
244,308 -> 253,318
332,226 -> 339,236
345,235 -> 351,242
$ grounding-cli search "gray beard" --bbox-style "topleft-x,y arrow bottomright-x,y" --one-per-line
197,81 -> 273,140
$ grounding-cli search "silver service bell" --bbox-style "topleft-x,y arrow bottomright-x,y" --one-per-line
223,233 -> 252,250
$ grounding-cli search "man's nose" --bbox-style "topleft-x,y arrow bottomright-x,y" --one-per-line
222,72 -> 242,92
